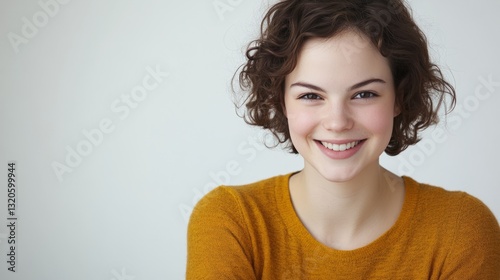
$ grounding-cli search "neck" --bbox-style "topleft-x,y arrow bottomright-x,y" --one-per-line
289,162 -> 404,249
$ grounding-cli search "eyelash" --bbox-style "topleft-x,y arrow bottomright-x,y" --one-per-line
298,91 -> 378,100
353,91 -> 378,99
298,93 -> 322,100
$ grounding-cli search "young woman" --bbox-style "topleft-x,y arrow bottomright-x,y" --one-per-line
187,0 -> 500,278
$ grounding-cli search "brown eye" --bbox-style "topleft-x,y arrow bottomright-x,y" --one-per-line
299,93 -> 322,100
353,91 -> 377,99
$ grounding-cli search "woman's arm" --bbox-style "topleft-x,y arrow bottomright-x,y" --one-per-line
186,187 -> 257,280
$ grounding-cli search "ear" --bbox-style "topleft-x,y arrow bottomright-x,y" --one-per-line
393,100 -> 401,117
281,97 -> 287,118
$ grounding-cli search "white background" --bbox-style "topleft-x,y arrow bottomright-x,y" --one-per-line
0,0 -> 499,279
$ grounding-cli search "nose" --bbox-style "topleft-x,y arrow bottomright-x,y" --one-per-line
321,101 -> 354,132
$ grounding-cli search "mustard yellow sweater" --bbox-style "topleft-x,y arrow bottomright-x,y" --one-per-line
187,173 -> 500,279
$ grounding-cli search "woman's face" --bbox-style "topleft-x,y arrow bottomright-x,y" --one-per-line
284,30 -> 399,182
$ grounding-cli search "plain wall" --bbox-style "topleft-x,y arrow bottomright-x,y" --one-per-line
0,0 -> 498,279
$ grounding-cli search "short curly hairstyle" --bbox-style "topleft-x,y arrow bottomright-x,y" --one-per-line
235,0 -> 456,156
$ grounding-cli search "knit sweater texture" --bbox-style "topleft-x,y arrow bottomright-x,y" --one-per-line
187,173 -> 500,279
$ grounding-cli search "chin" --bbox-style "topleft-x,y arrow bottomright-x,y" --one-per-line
324,175 -> 356,183
315,166 -> 359,183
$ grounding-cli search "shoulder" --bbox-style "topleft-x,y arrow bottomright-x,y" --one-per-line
404,177 -> 500,277
189,173 -> 291,226
404,176 -> 499,229
405,177 -> 497,221
403,176 -> 494,215
186,174 -> 291,279
400,176 -> 500,242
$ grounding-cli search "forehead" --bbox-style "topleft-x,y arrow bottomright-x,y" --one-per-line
286,30 -> 393,88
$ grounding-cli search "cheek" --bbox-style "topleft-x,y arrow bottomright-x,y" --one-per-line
359,106 -> 394,137
286,108 -> 320,137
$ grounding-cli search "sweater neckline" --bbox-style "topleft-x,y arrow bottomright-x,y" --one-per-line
275,172 -> 419,261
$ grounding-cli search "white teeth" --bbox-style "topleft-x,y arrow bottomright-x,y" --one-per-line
321,140 -> 360,152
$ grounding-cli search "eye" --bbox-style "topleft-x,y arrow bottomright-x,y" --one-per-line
353,91 -> 378,99
299,93 -> 322,100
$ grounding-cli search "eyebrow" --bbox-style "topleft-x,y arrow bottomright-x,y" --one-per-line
290,78 -> 386,92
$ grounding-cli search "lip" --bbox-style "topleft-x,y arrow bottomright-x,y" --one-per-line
315,139 -> 366,160
318,139 -> 362,145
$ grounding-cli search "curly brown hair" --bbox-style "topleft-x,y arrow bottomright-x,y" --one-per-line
234,0 -> 456,155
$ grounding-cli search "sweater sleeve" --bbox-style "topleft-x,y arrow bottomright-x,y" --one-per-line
440,193 -> 500,279
186,187 -> 256,280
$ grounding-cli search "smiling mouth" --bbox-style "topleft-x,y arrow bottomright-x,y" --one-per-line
320,140 -> 363,152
